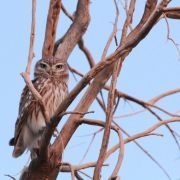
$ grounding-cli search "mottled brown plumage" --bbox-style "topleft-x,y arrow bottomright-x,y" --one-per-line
9,56 -> 68,158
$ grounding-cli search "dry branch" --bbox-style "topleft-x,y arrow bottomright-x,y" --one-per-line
42,0 -> 62,58
149,88 -> 180,105
109,128 -> 124,179
108,87 -> 180,150
21,0 -> 50,123
116,126 -> 171,180
60,161 -> 108,172
110,88 -> 180,118
163,7 -> 180,19
25,0 -> 36,75
101,0 -> 119,61
120,0 -> 136,45
57,3 -> 96,68
54,0 -> 90,61
77,116 -> 175,178
113,88 -> 180,118
106,117 -> 180,160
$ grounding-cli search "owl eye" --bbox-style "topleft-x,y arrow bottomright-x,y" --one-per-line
56,64 -> 63,69
40,63 -> 47,69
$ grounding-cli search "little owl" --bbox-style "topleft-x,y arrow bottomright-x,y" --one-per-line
9,56 -> 69,158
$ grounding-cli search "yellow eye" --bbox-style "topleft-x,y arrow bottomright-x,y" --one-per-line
40,63 -> 47,69
56,64 -> 63,69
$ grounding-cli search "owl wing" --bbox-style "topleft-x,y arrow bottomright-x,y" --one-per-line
9,79 -> 39,146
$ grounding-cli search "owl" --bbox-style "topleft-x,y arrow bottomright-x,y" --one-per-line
9,56 -> 69,158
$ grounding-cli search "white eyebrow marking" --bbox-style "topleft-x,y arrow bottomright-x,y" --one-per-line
55,63 -> 64,65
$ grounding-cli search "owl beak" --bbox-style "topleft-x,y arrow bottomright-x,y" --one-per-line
49,69 -> 53,76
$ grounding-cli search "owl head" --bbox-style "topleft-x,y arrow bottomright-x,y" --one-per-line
34,56 -> 69,81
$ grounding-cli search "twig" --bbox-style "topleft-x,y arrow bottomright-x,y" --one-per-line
113,96 -> 121,115
81,118 -> 171,178
104,87 -> 180,118
68,65 -> 84,77
62,110 -> 94,116
112,121 -> 171,180
107,88 -> 180,150
99,90 -> 106,111
106,117 -> 180,161
120,0 -> 136,45
4,174 -> 16,180
76,128 -> 103,138
20,0 -> 50,123
113,88 -> 180,118
74,171 -> 84,180
101,0 -> 119,61
81,118 -> 119,132
21,73 -> 49,123
163,13 -> 180,57
26,0 -> 36,74
78,171 -> 92,179
109,128 -> 125,179
78,39 -> 96,68
21,0 -> 36,87
61,3 -> 74,21
79,128 -> 102,164
60,161 -> 108,172
68,65 -> 107,112
96,96 -> 107,113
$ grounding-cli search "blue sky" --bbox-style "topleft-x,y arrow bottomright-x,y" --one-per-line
0,1 -> 180,179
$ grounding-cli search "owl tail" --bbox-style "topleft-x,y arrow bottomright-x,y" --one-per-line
11,135 -> 26,158
12,146 -> 26,158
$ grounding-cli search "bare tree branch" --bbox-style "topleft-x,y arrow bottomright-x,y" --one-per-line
20,0 -> 51,125
25,0 -> 36,75
4,174 -> 16,180
113,88 -> 180,118
106,117 -> 180,160
54,0 -> 90,61
101,0 -> 119,61
60,161 -> 108,172
112,121 -> 171,180
163,7 -> 180,19
109,128 -> 124,179
42,0 -> 62,58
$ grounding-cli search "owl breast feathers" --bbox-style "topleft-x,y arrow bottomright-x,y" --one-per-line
9,57 -> 69,158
